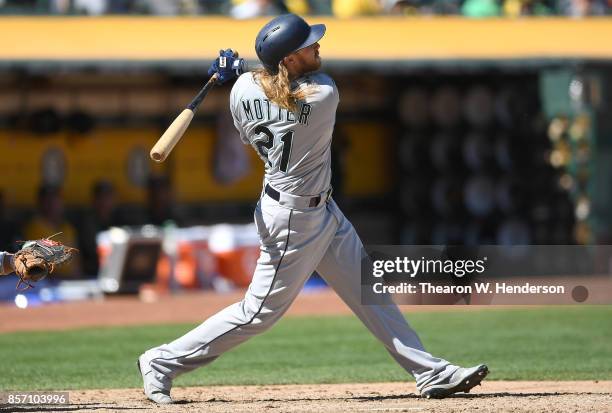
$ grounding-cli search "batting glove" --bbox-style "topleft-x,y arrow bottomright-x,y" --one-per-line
208,49 -> 247,85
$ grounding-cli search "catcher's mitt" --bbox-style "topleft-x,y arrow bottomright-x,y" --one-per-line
13,235 -> 78,290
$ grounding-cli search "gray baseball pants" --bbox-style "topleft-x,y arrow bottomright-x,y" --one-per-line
143,193 -> 458,392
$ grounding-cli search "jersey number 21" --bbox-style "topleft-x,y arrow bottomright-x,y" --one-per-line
253,125 -> 294,173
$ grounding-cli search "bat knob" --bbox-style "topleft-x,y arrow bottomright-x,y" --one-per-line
150,151 -> 164,162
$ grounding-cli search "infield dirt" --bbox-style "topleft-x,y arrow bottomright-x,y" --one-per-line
41,381 -> 611,412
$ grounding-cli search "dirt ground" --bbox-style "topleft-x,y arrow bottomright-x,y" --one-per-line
1,291 -> 610,412
2,381 -> 609,413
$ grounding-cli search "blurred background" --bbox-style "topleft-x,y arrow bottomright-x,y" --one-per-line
0,2 -> 611,305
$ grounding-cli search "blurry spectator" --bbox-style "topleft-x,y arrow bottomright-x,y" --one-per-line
78,180 -> 122,276
388,0 -> 460,14
123,0 -> 202,14
461,0 -> 501,16
1,0 -> 609,22
73,0 -> 108,15
50,0 -> 70,13
0,190 -> 21,252
557,0 -> 609,15
0,0 -> 40,14
284,0 -> 309,14
503,0 -> 552,16
23,184 -> 81,278
303,0 -> 333,14
197,0 -> 232,13
146,175 -> 184,227
332,0 -> 381,17
230,0 -> 288,18
105,0 -> 138,13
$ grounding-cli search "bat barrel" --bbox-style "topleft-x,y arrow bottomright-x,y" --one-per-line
150,109 -> 195,163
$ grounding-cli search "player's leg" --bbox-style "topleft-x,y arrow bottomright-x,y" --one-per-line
140,197 -> 339,399
315,200 -> 463,391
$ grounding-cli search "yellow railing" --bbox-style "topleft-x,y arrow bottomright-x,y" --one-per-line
0,17 -> 611,62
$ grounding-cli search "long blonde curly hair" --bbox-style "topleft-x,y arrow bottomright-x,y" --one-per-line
252,63 -> 313,112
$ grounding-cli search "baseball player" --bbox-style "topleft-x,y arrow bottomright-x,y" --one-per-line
137,14 -> 488,404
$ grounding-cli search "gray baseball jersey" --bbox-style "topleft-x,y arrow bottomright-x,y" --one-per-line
141,71 -> 460,397
230,71 -> 337,196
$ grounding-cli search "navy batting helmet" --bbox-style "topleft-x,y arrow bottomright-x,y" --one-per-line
255,14 -> 326,74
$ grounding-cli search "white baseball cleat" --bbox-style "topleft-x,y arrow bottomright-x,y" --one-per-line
420,364 -> 488,399
137,354 -> 173,404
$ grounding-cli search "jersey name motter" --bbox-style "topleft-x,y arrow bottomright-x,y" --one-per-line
240,99 -> 313,125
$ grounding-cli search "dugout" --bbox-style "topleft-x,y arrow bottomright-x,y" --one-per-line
0,17 -> 610,246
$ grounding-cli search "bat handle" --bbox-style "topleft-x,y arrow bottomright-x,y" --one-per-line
187,73 -> 219,111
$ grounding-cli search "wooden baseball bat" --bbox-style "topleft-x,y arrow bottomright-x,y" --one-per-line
150,73 -> 219,163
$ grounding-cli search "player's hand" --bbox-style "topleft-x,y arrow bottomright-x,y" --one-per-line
208,49 -> 247,85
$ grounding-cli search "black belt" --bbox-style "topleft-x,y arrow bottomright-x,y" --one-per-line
265,184 -> 324,208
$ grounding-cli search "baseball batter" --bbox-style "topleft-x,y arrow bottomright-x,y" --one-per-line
138,14 -> 488,404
